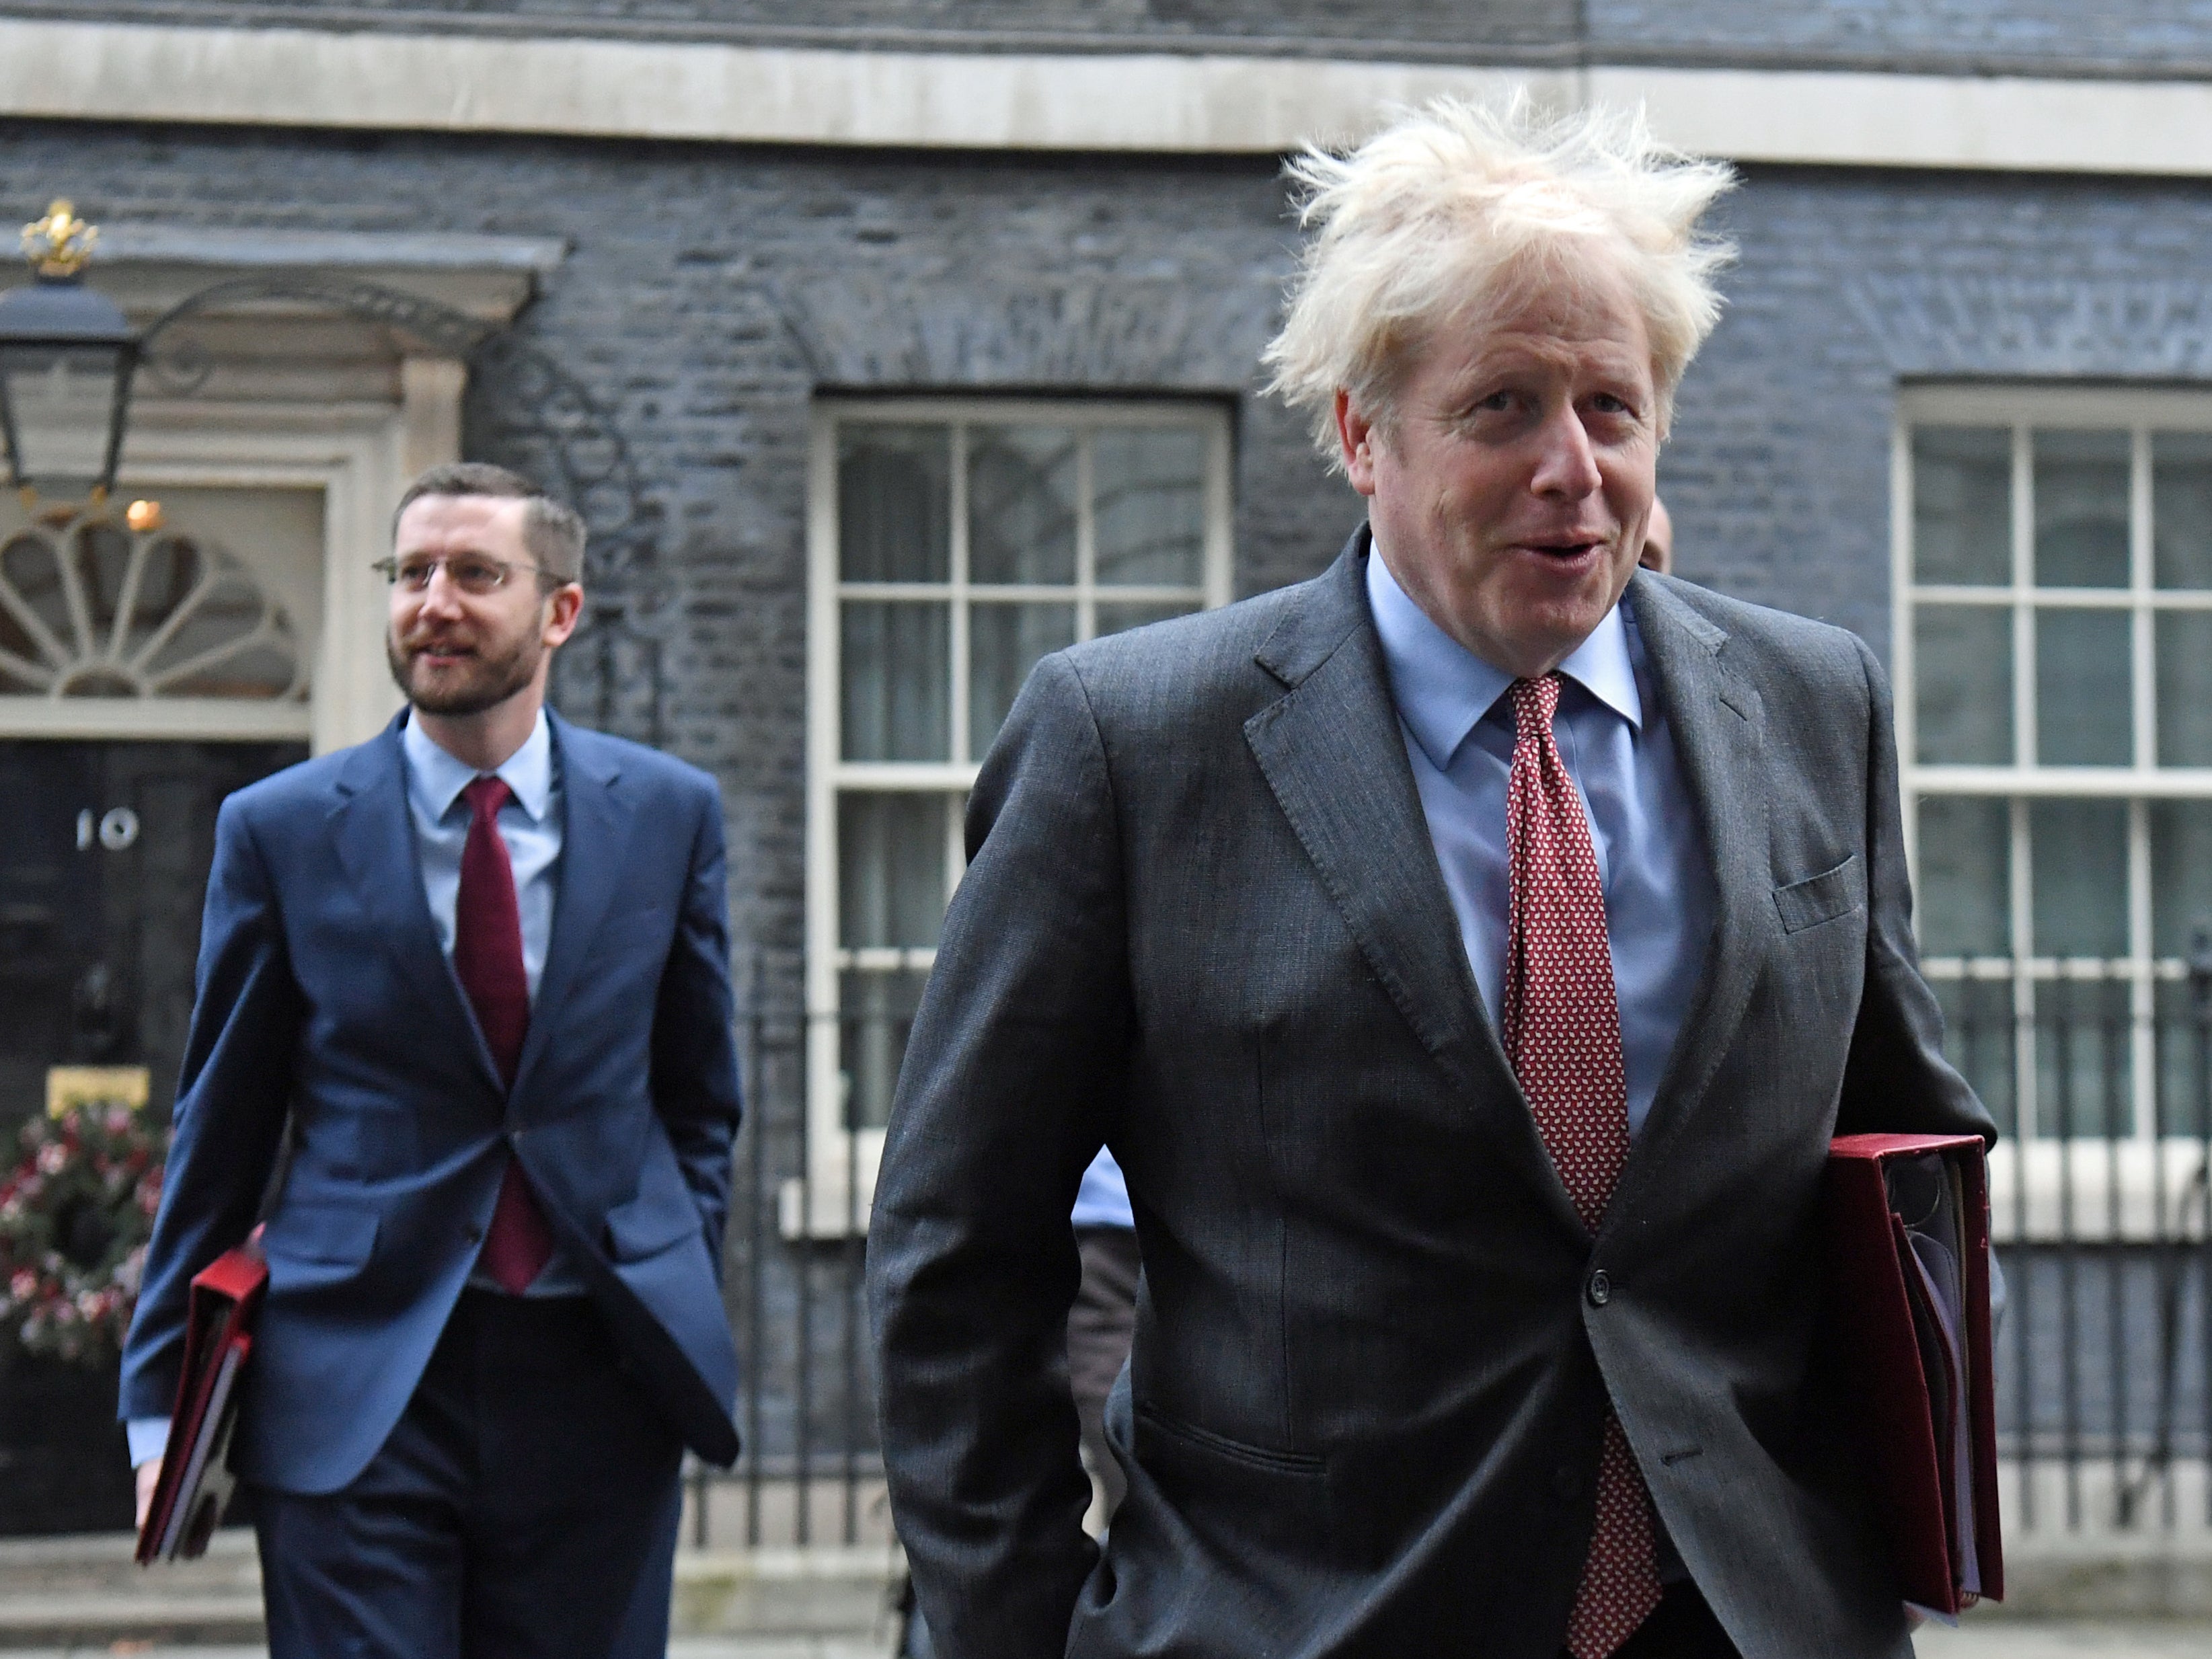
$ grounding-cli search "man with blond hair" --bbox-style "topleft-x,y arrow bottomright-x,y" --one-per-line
869,100 -> 1993,1659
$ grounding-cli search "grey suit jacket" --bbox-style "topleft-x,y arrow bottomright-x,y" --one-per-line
868,531 -> 1997,1659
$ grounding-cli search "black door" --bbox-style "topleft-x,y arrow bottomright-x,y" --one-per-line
0,738 -> 304,1533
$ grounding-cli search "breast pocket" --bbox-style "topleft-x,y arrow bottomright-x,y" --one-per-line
1772,855 -> 1865,934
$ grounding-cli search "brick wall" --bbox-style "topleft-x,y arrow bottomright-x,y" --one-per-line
1666,163 -> 2212,654
14,118 -> 2212,1469
1589,0 -> 2212,71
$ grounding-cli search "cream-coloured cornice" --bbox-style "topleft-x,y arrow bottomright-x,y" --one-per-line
3,17 -> 2212,175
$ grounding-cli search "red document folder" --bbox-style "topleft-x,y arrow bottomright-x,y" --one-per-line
1824,1134 -> 2004,1615
135,1233 -> 268,1565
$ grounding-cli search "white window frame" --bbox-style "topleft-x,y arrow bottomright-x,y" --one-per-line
1895,383 -> 2212,1240
792,395 -> 1233,1235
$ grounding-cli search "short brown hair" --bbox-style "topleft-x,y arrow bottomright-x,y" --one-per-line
392,462 -> 588,584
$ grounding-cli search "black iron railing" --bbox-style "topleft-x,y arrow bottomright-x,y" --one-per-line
690,976 -> 888,1550
693,954 -> 2212,1547
1934,948 -> 2212,1533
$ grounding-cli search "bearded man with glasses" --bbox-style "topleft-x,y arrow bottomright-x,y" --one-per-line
120,462 -> 743,1659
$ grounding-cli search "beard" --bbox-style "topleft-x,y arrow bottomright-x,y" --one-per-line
386,618 -> 543,716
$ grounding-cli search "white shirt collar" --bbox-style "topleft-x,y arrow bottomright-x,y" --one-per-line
1365,536 -> 1643,773
401,707 -> 555,823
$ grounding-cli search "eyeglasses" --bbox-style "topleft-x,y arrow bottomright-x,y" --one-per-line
373,554 -> 554,596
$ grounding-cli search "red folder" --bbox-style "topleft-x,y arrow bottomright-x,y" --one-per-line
135,1233 -> 268,1565
1824,1134 -> 2003,1614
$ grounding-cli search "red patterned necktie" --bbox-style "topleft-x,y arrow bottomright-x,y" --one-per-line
453,775 -> 554,1295
1501,674 -> 1663,1659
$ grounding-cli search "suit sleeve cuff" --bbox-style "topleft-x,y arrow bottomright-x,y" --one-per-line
127,1417 -> 172,1468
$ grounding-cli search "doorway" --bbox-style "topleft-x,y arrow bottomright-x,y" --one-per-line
0,738 -> 303,1533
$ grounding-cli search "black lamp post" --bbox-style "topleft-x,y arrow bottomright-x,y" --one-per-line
0,201 -> 139,514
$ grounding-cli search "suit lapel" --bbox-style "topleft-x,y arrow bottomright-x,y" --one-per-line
328,714 -> 503,1092
510,713 -> 623,1102
1613,574 -> 1774,1188
1245,536 -> 1572,1217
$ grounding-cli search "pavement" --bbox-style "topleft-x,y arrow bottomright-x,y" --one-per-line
1913,1627 -> 2212,1658
3,1629 -> 2209,1658
0,1645 -> 901,1658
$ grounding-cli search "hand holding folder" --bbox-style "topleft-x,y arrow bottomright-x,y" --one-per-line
1825,1134 -> 2004,1617
135,1231 -> 268,1565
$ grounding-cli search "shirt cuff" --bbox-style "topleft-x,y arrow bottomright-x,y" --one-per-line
126,1417 -> 172,1468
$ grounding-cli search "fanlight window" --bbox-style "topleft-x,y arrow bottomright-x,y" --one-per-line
0,516 -> 303,701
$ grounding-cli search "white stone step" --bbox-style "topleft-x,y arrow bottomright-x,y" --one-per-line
0,1533 -> 899,1646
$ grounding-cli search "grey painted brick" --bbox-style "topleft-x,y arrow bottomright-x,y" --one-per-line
13,118 -> 2212,1469
1591,0 -> 2212,73
0,123 -> 1352,1473
1664,163 -> 2212,656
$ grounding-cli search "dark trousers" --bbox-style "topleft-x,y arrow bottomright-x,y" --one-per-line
254,1289 -> 683,1659
1570,1580 -> 1743,1659
1067,1225 -> 1141,1520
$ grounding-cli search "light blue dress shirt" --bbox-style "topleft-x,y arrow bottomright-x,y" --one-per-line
401,709 -> 586,1299
1072,1148 -> 1135,1231
402,709 -> 561,1004
1365,547 -> 1715,1139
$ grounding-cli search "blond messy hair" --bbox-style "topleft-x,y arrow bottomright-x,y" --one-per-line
1263,95 -> 1737,466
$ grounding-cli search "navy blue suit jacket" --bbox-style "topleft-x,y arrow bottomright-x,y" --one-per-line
120,710 -> 742,1494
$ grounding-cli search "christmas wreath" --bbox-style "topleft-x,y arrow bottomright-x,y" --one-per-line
0,1103 -> 165,1366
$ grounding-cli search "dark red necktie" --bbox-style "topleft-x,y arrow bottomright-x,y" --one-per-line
453,775 -> 553,1295
1502,675 -> 1663,1659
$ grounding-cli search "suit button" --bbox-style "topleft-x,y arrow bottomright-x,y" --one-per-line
1553,1465 -> 1585,1500
1587,1270 -> 1611,1308
464,1223 -> 484,1243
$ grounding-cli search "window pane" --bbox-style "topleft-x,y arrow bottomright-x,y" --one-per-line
969,426 -> 1076,585
1916,796 -> 2010,956
1096,600 -> 1198,638
1914,605 -> 2012,765
2033,429 -> 2130,588
841,601 -> 949,761
2030,799 -> 2128,957
2152,800 -> 2212,958
1913,427 -> 2010,586
2156,612 -> 2212,767
2036,608 -> 2131,766
1096,427 -> 1206,587
841,967 -> 927,1130
837,793 -> 948,949
1934,978 -> 2016,1138
839,424 -> 950,582
2152,431 -> 2212,589
970,601 -> 1075,759
1,532 -> 69,644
